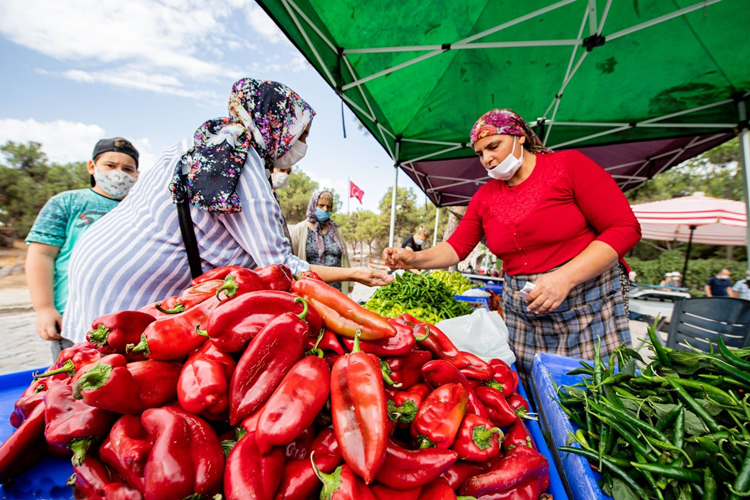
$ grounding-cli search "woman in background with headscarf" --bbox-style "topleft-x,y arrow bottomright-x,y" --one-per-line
383,108 -> 640,379
289,190 -> 351,294
62,78 -> 391,344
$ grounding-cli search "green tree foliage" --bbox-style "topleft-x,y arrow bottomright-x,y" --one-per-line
0,141 -> 90,237
276,167 -> 341,224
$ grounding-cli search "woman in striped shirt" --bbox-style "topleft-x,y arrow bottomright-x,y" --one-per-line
62,79 -> 392,344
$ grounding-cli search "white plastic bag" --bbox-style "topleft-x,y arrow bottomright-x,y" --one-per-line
436,308 -> 516,365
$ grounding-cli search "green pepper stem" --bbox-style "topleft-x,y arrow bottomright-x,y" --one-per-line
216,274 -> 238,300
417,435 -> 435,449
155,301 -> 185,314
195,324 -> 209,337
352,330 -> 362,353
69,438 -> 92,466
73,363 -> 113,399
379,360 -> 402,388
87,324 -> 110,346
34,359 -> 75,380
413,326 -> 430,342
294,297 -> 309,322
126,333 -> 150,356
310,452 -> 343,500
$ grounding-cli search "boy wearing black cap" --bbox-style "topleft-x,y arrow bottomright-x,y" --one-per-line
25,138 -> 139,359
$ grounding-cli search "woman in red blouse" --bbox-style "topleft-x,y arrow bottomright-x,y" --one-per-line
383,109 -> 641,377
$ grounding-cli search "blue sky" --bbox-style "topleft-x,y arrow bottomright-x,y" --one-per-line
0,0 -> 423,212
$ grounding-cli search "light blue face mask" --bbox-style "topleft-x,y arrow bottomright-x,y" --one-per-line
315,208 -> 332,222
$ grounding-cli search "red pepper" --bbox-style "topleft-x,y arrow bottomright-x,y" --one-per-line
473,476 -> 549,500
256,354 -> 331,454
73,355 -> 181,414
138,298 -> 178,318
374,439 -> 458,489
102,483 -> 143,500
224,431 -> 285,500
68,454 -> 125,500
87,311 -> 157,360
487,360 -> 518,398
384,350 -> 432,389
418,478 -> 460,500
202,290 -> 323,353
11,370 -> 71,428
275,428 -> 342,500
411,383 -> 468,450
190,265 -> 245,285
43,384 -> 117,463
256,263 -> 294,291
0,401 -> 46,482
340,320 -> 417,357
156,279 -> 225,314
99,415 -> 152,493
10,392 -> 45,429
459,352 -> 493,381
127,296 -> 217,360
395,314 -> 468,368
440,460 -> 490,491
34,343 -> 103,382
474,387 -> 517,428
293,276 -> 396,340
307,329 -> 345,355
504,419 -> 534,452
283,424 -> 316,461
451,413 -> 503,462
215,267 -> 267,300
387,383 -> 431,428
229,298 -> 311,425
331,332 -> 389,484
371,484 -> 422,500
506,394 -> 534,420
297,270 -> 323,281
177,341 -> 236,420
421,360 -> 489,419
311,460 -> 359,500
140,406 -> 225,499
459,445 -> 549,497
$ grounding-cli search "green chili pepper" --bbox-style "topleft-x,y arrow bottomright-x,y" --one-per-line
594,398 -> 670,442
588,410 -> 655,462
655,402 -> 683,432
558,446 -> 649,499
668,378 -> 720,433
730,448 -> 750,499
630,462 -> 703,483
718,336 -> 750,372
648,322 -> 671,368
703,467 -> 718,500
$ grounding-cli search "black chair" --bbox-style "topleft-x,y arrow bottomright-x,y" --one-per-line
665,297 -> 750,352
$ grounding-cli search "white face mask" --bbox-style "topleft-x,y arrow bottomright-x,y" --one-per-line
93,164 -> 136,199
272,171 -> 290,190
414,238 -> 424,246
275,140 -> 307,171
718,274 -> 730,280
486,136 -> 524,181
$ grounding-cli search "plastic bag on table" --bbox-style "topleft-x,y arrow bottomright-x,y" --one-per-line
459,288 -> 491,297
436,308 -> 516,366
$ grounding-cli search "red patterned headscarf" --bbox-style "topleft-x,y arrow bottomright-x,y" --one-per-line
469,108 -> 552,154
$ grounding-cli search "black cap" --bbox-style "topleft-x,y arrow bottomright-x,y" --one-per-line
92,138 -> 139,167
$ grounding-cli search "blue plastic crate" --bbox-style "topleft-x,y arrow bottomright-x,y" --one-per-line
454,294 -> 490,310
482,283 -> 504,295
531,353 -> 612,500
0,368 -> 73,499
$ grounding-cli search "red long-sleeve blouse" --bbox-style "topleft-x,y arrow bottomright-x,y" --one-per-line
447,150 -> 641,275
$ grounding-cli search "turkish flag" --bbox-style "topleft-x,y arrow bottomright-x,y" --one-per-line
349,181 -> 364,204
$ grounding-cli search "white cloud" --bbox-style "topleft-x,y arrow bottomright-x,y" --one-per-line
246,4 -> 286,44
0,118 -> 156,169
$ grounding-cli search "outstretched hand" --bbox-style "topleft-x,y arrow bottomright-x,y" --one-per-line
353,267 -> 394,287
382,247 -> 417,270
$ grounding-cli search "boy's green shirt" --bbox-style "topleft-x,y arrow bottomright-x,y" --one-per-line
26,189 -> 120,314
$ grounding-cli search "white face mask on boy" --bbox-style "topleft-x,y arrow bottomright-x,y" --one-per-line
93,164 -> 137,199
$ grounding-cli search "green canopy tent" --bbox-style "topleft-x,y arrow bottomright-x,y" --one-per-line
256,0 -> 750,249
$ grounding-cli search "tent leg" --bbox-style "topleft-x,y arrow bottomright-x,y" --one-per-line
738,100 -> 750,259
433,207 -> 440,247
388,165 -> 399,247
682,225 -> 697,280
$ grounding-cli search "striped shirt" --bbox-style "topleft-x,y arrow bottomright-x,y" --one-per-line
63,139 -> 310,343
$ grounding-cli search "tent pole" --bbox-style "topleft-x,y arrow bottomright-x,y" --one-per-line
682,225 -> 697,280
433,207 -> 440,247
738,100 -> 750,259
388,165 -> 399,248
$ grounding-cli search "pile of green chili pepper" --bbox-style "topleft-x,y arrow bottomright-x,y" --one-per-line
364,272 -> 474,324
556,321 -> 750,500
427,270 -> 479,295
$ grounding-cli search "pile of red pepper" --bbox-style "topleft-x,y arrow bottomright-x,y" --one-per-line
0,265 -> 551,500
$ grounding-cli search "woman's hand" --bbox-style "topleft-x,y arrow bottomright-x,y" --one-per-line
525,270 -> 574,315
36,306 -> 63,341
353,268 -> 394,287
382,247 -> 417,270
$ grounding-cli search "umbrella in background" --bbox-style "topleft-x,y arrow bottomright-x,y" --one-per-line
631,192 -> 747,278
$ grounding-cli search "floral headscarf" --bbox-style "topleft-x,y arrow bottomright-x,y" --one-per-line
169,78 -> 315,213
469,108 -> 552,154
306,191 -> 344,260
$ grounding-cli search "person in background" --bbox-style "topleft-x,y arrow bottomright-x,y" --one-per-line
402,226 -> 429,252
659,272 -> 680,289
289,190 -> 352,294
26,138 -> 140,360
732,270 -> 750,300
671,271 -> 682,288
705,268 -> 734,297
628,270 -> 637,284
489,264 -> 501,278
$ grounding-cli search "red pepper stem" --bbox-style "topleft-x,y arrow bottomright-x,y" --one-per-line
457,497 -> 478,500
387,399 -> 418,424
379,360 -> 402,388
216,274 -> 238,300
73,363 -> 113,400
195,324 -> 209,337
472,425 -> 504,451
310,451 -> 343,500
66,474 -> 77,488
484,379 -> 504,392
306,329 -> 326,358
351,330 -> 362,353
294,297 -> 309,322
87,324 -> 110,346
33,359 -> 75,380
155,301 -> 185,314
69,437 -> 93,466
516,408 -> 538,421
413,326 -> 430,342
417,435 -> 435,449
126,333 -> 150,356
